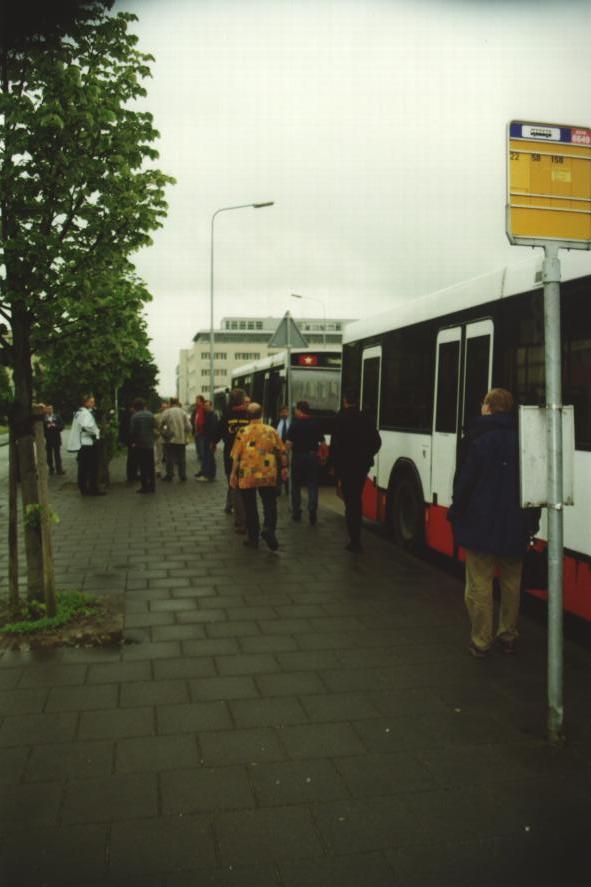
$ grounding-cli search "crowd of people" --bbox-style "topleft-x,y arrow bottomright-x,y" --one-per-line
47,384 -> 538,658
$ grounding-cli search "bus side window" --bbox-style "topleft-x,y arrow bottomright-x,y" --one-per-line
435,341 -> 460,433
463,335 -> 491,427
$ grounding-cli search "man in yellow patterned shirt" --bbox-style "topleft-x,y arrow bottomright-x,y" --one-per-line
230,403 -> 288,550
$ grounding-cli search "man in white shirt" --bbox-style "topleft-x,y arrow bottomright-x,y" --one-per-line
68,394 -> 104,495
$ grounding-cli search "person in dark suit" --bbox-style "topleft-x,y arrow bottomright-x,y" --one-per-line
329,387 -> 381,553
43,404 -> 65,475
448,388 -> 540,658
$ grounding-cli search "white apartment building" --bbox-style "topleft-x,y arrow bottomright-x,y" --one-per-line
177,315 -> 355,405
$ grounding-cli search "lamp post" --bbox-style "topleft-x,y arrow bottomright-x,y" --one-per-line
290,292 -> 327,348
209,202 -> 274,401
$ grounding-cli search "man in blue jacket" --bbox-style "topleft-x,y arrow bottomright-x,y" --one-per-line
448,388 -> 540,658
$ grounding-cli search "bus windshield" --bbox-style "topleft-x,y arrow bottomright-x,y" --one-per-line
291,368 -> 340,415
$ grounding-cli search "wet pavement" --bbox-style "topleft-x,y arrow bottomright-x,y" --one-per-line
0,449 -> 590,886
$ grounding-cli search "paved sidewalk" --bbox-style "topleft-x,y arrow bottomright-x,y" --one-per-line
1,450 -> 590,886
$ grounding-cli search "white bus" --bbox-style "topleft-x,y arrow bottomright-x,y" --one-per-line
231,349 -> 342,435
342,253 -> 591,622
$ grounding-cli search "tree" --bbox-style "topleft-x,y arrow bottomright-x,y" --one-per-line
0,2 -> 174,600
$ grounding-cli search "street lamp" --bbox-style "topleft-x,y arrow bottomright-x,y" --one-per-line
290,293 -> 327,348
209,202 -> 274,401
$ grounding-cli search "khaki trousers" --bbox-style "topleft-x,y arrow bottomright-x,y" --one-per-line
464,549 -> 523,651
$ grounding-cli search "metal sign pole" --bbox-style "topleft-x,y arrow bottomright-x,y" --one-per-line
543,242 -> 565,744
286,311 -> 292,418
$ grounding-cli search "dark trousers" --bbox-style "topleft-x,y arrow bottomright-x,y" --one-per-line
340,471 -> 367,546
202,441 -> 216,479
45,438 -> 62,473
195,434 -> 206,471
241,487 -> 277,541
137,448 -> 155,491
77,444 -> 99,494
126,445 -> 140,482
291,452 -> 319,516
165,444 -> 187,480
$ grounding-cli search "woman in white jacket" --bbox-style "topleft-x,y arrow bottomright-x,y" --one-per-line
68,394 -> 104,495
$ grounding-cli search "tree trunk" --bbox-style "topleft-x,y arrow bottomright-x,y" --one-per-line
8,425 -> 19,614
11,306 -> 46,602
33,408 -> 56,616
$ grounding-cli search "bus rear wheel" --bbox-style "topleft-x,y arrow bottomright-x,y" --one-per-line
390,473 -> 425,552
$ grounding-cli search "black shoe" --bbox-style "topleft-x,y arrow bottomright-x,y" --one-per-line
194,472 -> 203,477
261,529 -> 279,551
49,467 -> 55,475
179,477 -> 187,483
57,470 -> 65,475
224,507 -> 233,514
309,511 -> 317,526
243,538 -> 259,549
137,489 -> 150,494
88,490 -> 107,496
292,512 -> 302,522
161,476 -> 172,482
345,542 -> 362,553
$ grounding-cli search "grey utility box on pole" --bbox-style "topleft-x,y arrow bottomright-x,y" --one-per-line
519,406 -> 575,508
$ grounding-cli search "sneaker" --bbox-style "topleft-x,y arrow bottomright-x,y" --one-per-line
261,529 -> 279,551
196,476 -> 208,482
468,642 -> 490,659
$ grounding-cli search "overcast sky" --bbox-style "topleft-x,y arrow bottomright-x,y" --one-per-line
115,0 -> 591,393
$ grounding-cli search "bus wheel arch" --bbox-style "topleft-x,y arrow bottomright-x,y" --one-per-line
387,460 -> 426,551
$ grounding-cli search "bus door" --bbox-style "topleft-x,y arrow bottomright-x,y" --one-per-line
431,328 -> 461,506
431,320 -> 494,507
360,346 -> 382,483
461,319 -> 494,433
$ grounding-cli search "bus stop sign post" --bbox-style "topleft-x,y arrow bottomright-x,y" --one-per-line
507,120 -> 591,745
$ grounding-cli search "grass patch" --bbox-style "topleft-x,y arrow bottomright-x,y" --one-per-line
0,591 -> 100,635
0,425 -> 8,436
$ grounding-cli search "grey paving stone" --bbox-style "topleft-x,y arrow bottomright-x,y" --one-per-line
206,621 -> 261,639
0,668 -> 23,690
199,728 -> 286,766
79,706 -> 155,740
294,631 -> 357,651
150,597 -> 198,611
279,851 -> 394,887
0,687 -> 48,716
18,664 -> 87,688
279,722 -> 367,759
26,739 -> 114,781
176,608 -> 227,624
182,638 -> 240,657
0,745 -> 29,784
157,701 -> 232,734
120,679 -> 189,708
258,619 -> 311,635
215,653 -> 280,676
300,692 -> 382,723
161,765 -> 255,814
336,751 -> 436,796
121,640 -> 182,661
86,660 -> 152,685
0,781 -> 62,826
171,585 -> 218,597
164,862 -> 280,887
125,611 -> 176,628
108,815 -> 216,876
226,606 -> 277,621
276,650 -> 343,671
239,634 -> 298,654
151,624 -> 207,642
0,712 -> 78,747
249,758 -> 350,806
153,656 -> 216,681
214,805 -> 323,865
0,823 -> 108,885
61,772 -> 158,823
46,683 -> 118,712
115,733 -> 199,773
312,796 -> 421,854
229,697 -> 308,729
189,675 -> 259,702
255,672 -> 327,697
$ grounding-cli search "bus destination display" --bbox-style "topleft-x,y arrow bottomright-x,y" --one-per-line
506,119 -> 591,248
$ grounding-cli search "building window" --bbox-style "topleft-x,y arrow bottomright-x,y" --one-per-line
239,321 -> 246,329
256,321 -> 263,329
214,352 -> 226,360
201,352 -> 209,359
216,369 -> 227,377
201,369 -> 210,376
234,352 -> 261,361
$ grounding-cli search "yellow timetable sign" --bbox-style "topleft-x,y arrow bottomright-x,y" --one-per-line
507,120 -> 591,248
